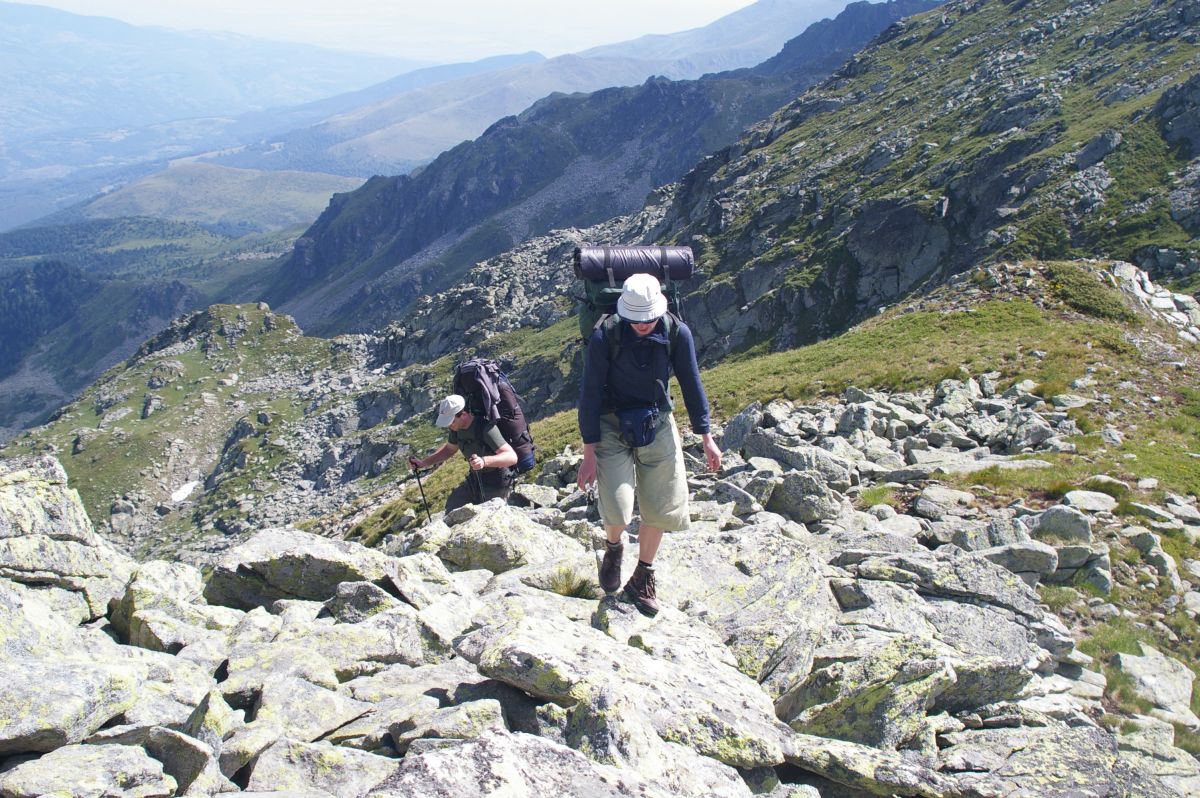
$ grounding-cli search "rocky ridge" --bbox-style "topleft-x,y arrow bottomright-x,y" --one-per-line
650,0 -> 1200,353
2,356 -> 1199,795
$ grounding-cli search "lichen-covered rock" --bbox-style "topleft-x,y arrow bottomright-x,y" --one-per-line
782,732 -> 970,797
976,540 -> 1058,586
562,684 -> 754,798
0,743 -> 176,798
766,470 -> 847,523
939,725 -> 1175,797
0,659 -> 140,755
836,547 -> 1042,620
654,525 -> 837,697
389,698 -> 508,754
0,456 -> 96,544
459,614 -> 791,769
742,432 -> 857,491
425,502 -> 585,573
777,636 -> 956,751
246,738 -> 401,795
1116,717 -> 1200,797
203,527 -> 401,609
0,456 -> 134,619
1112,643 -> 1200,731
366,729 -> 674,798
1034,505 -> 1093,542
112,560 -> 242,642
253,676 -> 373,742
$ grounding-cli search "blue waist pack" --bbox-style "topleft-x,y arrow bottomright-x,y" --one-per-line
616,406 -> 660,448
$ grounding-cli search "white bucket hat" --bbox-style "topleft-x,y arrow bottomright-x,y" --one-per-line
434,394 -> 466,427
617,273 -> 668,322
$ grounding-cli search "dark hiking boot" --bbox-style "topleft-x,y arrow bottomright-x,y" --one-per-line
623,562 -> 659,617
599,541 -> 623,593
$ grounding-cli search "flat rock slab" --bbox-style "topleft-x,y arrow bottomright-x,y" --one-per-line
939,725 -> 1175,797
366,729 -> 673,797
459,614 -> 791,769
654,525 -> 838,697
0,743 -> 176,797
431,503 -> 586,573
0,659 -> 139,755
1063,490 -> 1118,513
246,739 -> 401,795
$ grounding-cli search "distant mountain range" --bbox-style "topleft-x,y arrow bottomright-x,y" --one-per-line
0,0 -> 861,229
0,1 -> 424,141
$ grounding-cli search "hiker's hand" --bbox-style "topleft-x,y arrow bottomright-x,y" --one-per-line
468,454 -> 485,471
408,456 -> 423,471
576,451 -> 597,491
702,433 -> 722,473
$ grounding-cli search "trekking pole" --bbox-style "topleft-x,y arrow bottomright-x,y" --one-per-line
413,467 -> 432,524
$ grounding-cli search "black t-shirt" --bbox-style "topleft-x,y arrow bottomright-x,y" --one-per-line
448,420 -> 511,486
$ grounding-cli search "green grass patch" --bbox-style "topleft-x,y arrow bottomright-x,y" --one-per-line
1037,584 -> 1081,613
856,485 -> 898,509
1044,262 -> 1139,323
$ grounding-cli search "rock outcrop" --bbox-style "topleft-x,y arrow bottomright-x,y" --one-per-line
2,382 -> 1197,797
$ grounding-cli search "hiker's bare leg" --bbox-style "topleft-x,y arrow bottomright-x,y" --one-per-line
637,524 -> 664,564
604,524 -> 625,545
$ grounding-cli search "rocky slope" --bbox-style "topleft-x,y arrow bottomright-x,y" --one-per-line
651,0 -> 1200,354
2,352 -> 1199,794
265,0 -> 941,336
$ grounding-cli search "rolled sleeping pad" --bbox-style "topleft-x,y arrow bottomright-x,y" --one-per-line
574,246 -> 694,283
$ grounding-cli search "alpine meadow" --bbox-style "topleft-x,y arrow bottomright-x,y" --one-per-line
1,0 -> 1199,796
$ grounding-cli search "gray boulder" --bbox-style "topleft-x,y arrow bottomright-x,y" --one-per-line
0,743 -> 176,798
366,729 -> 674,798
1063,490 -> 1118,513
204,527 -> 401,609
0,659 -> 139,755
418,501 -> 585,573
1112,644 -> 1200,731
1034,505 -> 1092,542
977,541 -> 1059,586
459,614 -> 791,769
0,456 -> 135,619
766,470 -> 846,524
246,738 -> 401,794
743,432 -> 856,491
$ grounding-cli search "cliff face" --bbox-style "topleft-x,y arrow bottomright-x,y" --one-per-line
266,0 -> 943,336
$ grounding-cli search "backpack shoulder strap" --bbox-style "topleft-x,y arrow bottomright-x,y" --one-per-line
596,313 -> 622,362
662,312 -> 681,358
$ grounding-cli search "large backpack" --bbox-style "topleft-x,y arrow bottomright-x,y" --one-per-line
574,245 -> 694,341
451,359 -> 536,473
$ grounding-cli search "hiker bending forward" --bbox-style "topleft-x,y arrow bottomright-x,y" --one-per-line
576,273 -> 721,616
409,394 -> 518,512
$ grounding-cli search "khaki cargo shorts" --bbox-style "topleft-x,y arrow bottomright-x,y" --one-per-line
594,411 -> 690,530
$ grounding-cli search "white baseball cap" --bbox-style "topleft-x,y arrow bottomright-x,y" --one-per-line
434,394 -> 466,427
616,273 -> 668,322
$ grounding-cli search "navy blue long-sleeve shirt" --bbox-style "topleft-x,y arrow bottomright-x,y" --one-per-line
578,317 -> 711,445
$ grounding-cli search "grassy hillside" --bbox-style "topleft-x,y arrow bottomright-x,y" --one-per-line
66,164 -> 364,236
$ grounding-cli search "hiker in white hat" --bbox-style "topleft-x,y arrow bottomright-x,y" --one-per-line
408,393 -> 518,511
576,272 -> 721,616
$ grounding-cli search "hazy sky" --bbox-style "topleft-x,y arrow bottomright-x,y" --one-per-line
32,1 -> 765,61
